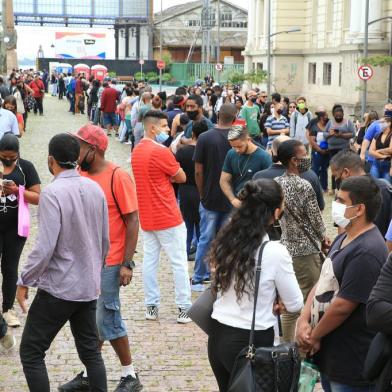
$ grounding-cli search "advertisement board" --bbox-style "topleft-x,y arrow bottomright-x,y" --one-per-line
55,32 -> 106,59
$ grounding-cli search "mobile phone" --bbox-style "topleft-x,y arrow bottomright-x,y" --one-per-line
2,180 -> 13,186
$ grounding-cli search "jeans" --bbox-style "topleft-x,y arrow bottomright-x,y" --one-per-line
0,228 -> 27,312
321,375 -> 375,392
142,222 -> 192,310
311,151 -> 330,191
370,159 -> 391,183
193,204 -> 229,283
20,290 -> 107,392
208,319 -> 274,392
184,218 -> 200,256
69,94 -> 75,114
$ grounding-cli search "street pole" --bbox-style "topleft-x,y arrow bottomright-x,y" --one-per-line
361,0 -> 369,117
267,0 -> 271,97
217,0 -> 220,63
159,0 -> 163,92
389,22 -> 392,102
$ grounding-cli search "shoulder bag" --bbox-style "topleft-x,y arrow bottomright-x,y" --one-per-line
228,242 -> 301,392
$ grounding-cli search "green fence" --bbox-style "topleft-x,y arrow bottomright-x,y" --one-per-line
170,63 -> 244,86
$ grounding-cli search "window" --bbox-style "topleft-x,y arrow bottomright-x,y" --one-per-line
339,62 -> 342,87
323,63 -> 332,85
308,63 -> 316,84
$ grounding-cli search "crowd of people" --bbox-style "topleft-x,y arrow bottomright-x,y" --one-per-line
1,70 -> 392,392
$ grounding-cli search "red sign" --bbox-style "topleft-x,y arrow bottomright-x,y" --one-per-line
215,63 -> 223,72
358,64 -> 374,81
157,60 -> 165,70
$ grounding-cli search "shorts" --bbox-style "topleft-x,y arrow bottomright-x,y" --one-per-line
103,112 -> 118,127
96,265 -> 127,341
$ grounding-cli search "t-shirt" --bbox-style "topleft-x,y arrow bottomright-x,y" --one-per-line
239,104 -> 261,137
194,127 -> 232,212
364,121 -> 382,162
81,163 -> 138,266
315,226 -> 388,386
222,147 -> 272,195
308,122 -> 327,150
324,119 -> 355,150
184,116 -> 214,138
132,138 -> 183,231
265,115 -> 289,143
0,158 -> 40,230
373,177 -> 392,237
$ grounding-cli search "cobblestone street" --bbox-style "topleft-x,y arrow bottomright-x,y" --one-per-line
0,96 -> 335,392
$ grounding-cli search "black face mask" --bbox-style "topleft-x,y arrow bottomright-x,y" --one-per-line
1,158 -> 17,167
250,97 -> 257,103
79,149 -> 95,172
187,110 -> 199,121
334,116 -> 343,122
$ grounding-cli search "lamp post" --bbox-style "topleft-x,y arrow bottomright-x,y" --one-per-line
362,12 -> 392,114
159,0 -> 163,92
267,26 -> 301,97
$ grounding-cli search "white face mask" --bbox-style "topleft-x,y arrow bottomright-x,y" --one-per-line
331,201 -> 357,228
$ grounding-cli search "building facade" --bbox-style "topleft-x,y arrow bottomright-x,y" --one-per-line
243,0 -> 392,114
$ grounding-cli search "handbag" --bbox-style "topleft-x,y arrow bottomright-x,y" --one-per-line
228,242 -> 301,392
18,185 -> 30,238
188,287 -> 217,336
24,95 -> 35,111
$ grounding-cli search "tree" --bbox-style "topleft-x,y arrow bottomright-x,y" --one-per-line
359,56 -> 392,67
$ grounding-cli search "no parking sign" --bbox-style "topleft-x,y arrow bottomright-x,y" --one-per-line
358,64 -> 374,81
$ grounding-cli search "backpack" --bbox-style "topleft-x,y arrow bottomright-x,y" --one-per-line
293,111 -> 312,137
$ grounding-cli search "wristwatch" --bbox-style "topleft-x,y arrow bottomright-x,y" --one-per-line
121,260 -> 136,270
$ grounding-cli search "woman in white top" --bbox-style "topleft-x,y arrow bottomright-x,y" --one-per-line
208,178 -> 303,392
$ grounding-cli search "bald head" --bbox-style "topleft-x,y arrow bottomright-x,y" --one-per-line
272,135 -> 291,156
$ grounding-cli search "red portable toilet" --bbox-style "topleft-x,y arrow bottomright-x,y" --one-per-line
74,63 -> 90,79
91,64 -> 108,82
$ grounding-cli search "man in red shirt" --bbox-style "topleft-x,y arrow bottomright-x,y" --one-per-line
132,110 -> 192,324
100,81 -> 119,137
60,125 -> 142,392
29,74 -> 45,116
74,75 -> 84,115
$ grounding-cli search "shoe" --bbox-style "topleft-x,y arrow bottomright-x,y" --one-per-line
58,372 -> 89,391
188,253 -> 196,262
114,374 -> 143,392
145,306 -> 158,320
191,281 -> 205,292
0,333 -> 16,351
3,309 -> 20,327
177,308 -> 192,324
203,277 -> 211,284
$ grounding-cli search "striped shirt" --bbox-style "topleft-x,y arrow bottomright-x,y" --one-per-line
131,138 -> 183,231
265,114 -> 289,144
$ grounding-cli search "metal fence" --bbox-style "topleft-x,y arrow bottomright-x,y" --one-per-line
170,63 -> 244,86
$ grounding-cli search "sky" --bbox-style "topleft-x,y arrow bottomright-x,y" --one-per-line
16,0 -> 249,63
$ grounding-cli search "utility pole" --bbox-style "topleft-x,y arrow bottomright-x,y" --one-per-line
267,0 -> 271,97
217,0 -> 220,63
361,0 -> 369,117
159,0 -> 163,92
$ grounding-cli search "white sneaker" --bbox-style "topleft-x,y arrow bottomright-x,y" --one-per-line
0,334 -> 16,351
177,309 -> 192,324
3,309 -> 21,327
145,306 -> 158,321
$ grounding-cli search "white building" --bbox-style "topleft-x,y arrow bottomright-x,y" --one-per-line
243,0 -> 392,114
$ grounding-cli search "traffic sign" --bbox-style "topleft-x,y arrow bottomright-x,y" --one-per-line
157,60 -> 165,70
139,59 -> 144,65
358,64 -> 373,81
215,63 -> 223,72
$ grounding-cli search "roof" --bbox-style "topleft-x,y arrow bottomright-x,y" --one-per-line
153,0 -> 247,24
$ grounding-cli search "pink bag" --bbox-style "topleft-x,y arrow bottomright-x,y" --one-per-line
18,185 -> 30,238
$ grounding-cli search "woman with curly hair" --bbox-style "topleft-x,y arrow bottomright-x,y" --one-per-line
208,178 -> 303,392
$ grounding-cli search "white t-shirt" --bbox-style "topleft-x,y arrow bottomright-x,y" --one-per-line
211,237 -> 303,330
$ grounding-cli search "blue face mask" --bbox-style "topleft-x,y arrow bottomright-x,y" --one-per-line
384,110 -> 392,117
156,131 -> 169,144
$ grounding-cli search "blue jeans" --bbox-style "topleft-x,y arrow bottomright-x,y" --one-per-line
193,204 -> 229,283
321,375 -> 375,392
184,219 -> 200,257
311,151 -> 330,191
370,159 -> 391,182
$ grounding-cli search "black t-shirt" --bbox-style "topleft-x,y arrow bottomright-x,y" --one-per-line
176,145 -> 196,187
252,164 -> 325,211
0,158 -> 40,229
315,226 -> 388,386
194,127 -> 231,212
374,177 -> 392,237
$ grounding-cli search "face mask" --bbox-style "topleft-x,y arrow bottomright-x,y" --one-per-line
297,103 -> 306,110
250,97 -> 257,103
384,110 -> 392,117
1,158 -> 16,167
156,131 -> 169,144
297,157 -> 311,173
79,149 -> 94,172
334,116 -> 343,122
187,110 -> 199,121
331,201 -> 357,228
276,109 -> 282,115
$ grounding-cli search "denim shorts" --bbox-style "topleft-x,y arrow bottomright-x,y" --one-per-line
103,112 -> 118,127
96,265 -> 127,341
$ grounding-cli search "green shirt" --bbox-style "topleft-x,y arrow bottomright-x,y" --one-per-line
239,104 -> 260,136
222,146 -> 272,195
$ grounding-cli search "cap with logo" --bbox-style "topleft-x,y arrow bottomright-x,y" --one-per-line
71,124 -> 108,152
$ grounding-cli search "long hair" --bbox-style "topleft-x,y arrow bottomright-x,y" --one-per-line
210,179 -> 284,301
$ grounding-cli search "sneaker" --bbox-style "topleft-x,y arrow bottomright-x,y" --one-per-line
0,333 -> 16,351
58,372 -> 89,391
145,306 -> 158,321
114,374 -> 143,392
177,309 -> 192,324
3,309 -> 20,327
203,277 -> 211,284
191,281 -> 205,292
